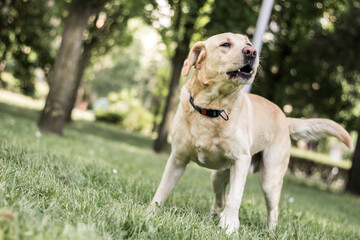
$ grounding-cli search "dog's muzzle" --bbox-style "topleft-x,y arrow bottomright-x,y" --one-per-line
226,64 -> 254,80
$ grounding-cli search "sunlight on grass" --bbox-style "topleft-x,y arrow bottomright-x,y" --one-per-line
290,147 -> 351,169
0,89 -> 94,121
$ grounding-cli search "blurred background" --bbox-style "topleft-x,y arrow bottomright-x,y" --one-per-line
0,0 -> 359,193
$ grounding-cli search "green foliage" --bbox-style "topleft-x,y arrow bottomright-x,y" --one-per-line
1,102 -> 360,239
94,89 -> 154,135
143,0 -> 208,58
85,0 -> 145,65
0,0 -> 61,95
203,0 -> 259,38
252,0 -> 360,131
87,45 -> 142,97
85,23 -> 168,129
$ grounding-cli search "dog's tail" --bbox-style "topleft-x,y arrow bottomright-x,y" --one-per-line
287,118 -> 353,150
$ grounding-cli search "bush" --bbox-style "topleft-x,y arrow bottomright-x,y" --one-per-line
94,89 -> 154,135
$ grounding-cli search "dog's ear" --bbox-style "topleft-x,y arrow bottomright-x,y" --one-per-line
181,41 -> 206,77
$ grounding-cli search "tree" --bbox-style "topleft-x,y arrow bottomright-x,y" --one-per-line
145,0 -> 208,153
251,0 -> 360,131
64,0 -> 143,122
346,120 -> 360,194
89,41 -> 147,97
336,1 -> 360,195
38,0 -> 107,134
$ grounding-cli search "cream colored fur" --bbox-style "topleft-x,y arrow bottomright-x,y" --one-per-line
151,33 -> 352,235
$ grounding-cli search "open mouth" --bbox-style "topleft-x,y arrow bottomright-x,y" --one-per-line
226,64 -> 254,80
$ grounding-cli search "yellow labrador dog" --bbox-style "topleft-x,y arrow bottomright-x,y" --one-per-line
151,33 -> 352,235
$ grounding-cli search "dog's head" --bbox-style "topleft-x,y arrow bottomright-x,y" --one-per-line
182,33 -> 259,86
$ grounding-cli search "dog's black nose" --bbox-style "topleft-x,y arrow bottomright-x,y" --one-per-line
242,46 -> 257,58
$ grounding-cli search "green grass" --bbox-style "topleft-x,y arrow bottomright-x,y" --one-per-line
1,102 -> 360,240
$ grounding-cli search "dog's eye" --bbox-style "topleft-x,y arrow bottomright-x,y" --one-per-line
220,42 -> 231,48
246,43 -> 252,46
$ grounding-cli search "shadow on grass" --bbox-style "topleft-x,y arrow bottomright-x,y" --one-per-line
283,174 -> 344,195
0,102 -> 165,151
0,102 -> 40,121
68,120 -> 156,150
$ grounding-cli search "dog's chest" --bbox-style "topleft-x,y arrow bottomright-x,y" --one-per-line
190,123 -> 238,170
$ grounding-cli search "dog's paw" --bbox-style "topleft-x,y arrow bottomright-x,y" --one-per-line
148,201 -> 160,213
210,205 -> 222,216
266,221 -> 277,232
219,212 -> 239,235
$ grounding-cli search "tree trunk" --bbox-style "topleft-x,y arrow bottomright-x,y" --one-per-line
346,120 -> 360,195
152,0 -> 207,153
65,41 -> 94,122
64,3 -> 121,122
38,0 -> 92,135
153,47 -> 188,153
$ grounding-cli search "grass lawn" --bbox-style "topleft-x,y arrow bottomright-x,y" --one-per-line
1,102 -> 360,239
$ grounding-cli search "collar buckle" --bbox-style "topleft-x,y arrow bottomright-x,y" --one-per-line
189,94 -> 229,121
219,110 -> 229,121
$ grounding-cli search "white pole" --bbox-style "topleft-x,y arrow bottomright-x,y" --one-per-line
244,0 -> 274,93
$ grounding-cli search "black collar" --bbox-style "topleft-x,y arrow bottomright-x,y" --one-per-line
189,94 -> 229,121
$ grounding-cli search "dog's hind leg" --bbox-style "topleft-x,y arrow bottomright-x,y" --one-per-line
259,139 -> 290,230
210,169 -> 230,215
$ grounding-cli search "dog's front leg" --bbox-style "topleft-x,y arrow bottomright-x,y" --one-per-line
151,152 -> 187,208
219,154 -> 251,235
